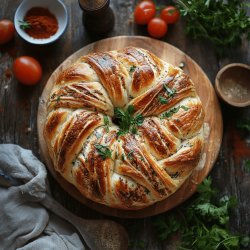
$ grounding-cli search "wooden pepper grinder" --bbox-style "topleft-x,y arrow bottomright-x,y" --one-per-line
79,0 -> 115,34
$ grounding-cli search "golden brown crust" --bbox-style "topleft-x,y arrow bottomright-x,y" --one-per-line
56,63 -> 93,85
44,47 -> 205,210
130,74 -> 196,116
83,52 -> 128,107
48,82 -> 113,115
57,111 -> 102,171
140,117 -> 180,160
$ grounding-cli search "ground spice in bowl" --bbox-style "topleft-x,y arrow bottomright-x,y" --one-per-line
20,7 -> 58,39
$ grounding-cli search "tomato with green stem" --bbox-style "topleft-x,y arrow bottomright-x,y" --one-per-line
160,6 -> 180,24
13,56 -> 42,85
134,1 -> 156,25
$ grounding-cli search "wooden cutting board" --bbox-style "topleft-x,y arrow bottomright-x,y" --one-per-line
37,36 -> 223,218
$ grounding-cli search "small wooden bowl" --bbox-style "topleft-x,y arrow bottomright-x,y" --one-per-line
215,63 -> 250,107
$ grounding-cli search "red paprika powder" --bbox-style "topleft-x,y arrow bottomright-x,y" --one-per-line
24,7 -> 58,39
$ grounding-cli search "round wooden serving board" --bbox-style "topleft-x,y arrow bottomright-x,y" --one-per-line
37,36 -> 223,218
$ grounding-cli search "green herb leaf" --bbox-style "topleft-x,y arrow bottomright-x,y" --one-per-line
19,20 -> 30,30
196,176 -> 217,202
237,119 -> 250,132
162,106 -> 180,118
175,0 -> 250,56
133,113 -> 144,125
129,65 -> 136,73
122,154 -> 125,161
158,96 -> 169,104
245,160 -> 250,171
94,144 -> 112,160
180,105 -> 189,111
103,115 -> 109,126
163,84 -> 176,97
195,201 -> 230,225
127,150 -> 134,159
158,84 -> 177,105
127,176 -> 250,250
153,214 -> 181,241
103,115 -> 109,132
114,105 -> 144,136
241,236 -> 250,247
127,104 -> 134,114
130,125 -> 137,134
121,153 -> 125,161
161,105 -> 189,118
117,130 -> 126,137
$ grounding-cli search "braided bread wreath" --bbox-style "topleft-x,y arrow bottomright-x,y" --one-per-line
44,47 -> 204,210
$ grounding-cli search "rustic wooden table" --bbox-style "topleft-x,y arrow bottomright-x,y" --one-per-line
1,0 -> 250,249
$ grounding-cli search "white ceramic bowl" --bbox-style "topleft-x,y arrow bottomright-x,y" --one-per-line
14,0 -> 68,45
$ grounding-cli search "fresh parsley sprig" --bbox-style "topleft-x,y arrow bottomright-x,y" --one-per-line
158,83 -> 177,105
129,65 -> 136,73
94,144 -> 112,159
151,176 -> 250,249
161,105 -> 189,118
103,115 -> 110,132
114,105 -> 144,136
158,96 -> 169,104
175,0 -> 250,56
19,20 -> 30,30
163,84 -> 176,97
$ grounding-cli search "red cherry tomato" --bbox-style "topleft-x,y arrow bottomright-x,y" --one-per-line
147,18 -> 168,38
160,6 -> 180,24
13,56 -> 42,85
134,1 -> 156,25
0,19 -> 15,45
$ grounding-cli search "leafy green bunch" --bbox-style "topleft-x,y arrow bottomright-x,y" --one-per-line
175,0 -> 250,55
114,105 -> 144,136
152,177 -> 249,249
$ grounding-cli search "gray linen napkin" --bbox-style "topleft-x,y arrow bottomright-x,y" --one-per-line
0,144 -> 86,250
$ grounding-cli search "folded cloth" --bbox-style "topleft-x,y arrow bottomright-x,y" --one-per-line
0,144 -> 85,250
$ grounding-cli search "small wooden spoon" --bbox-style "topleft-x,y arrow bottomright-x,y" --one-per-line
215,63 -> 250,107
